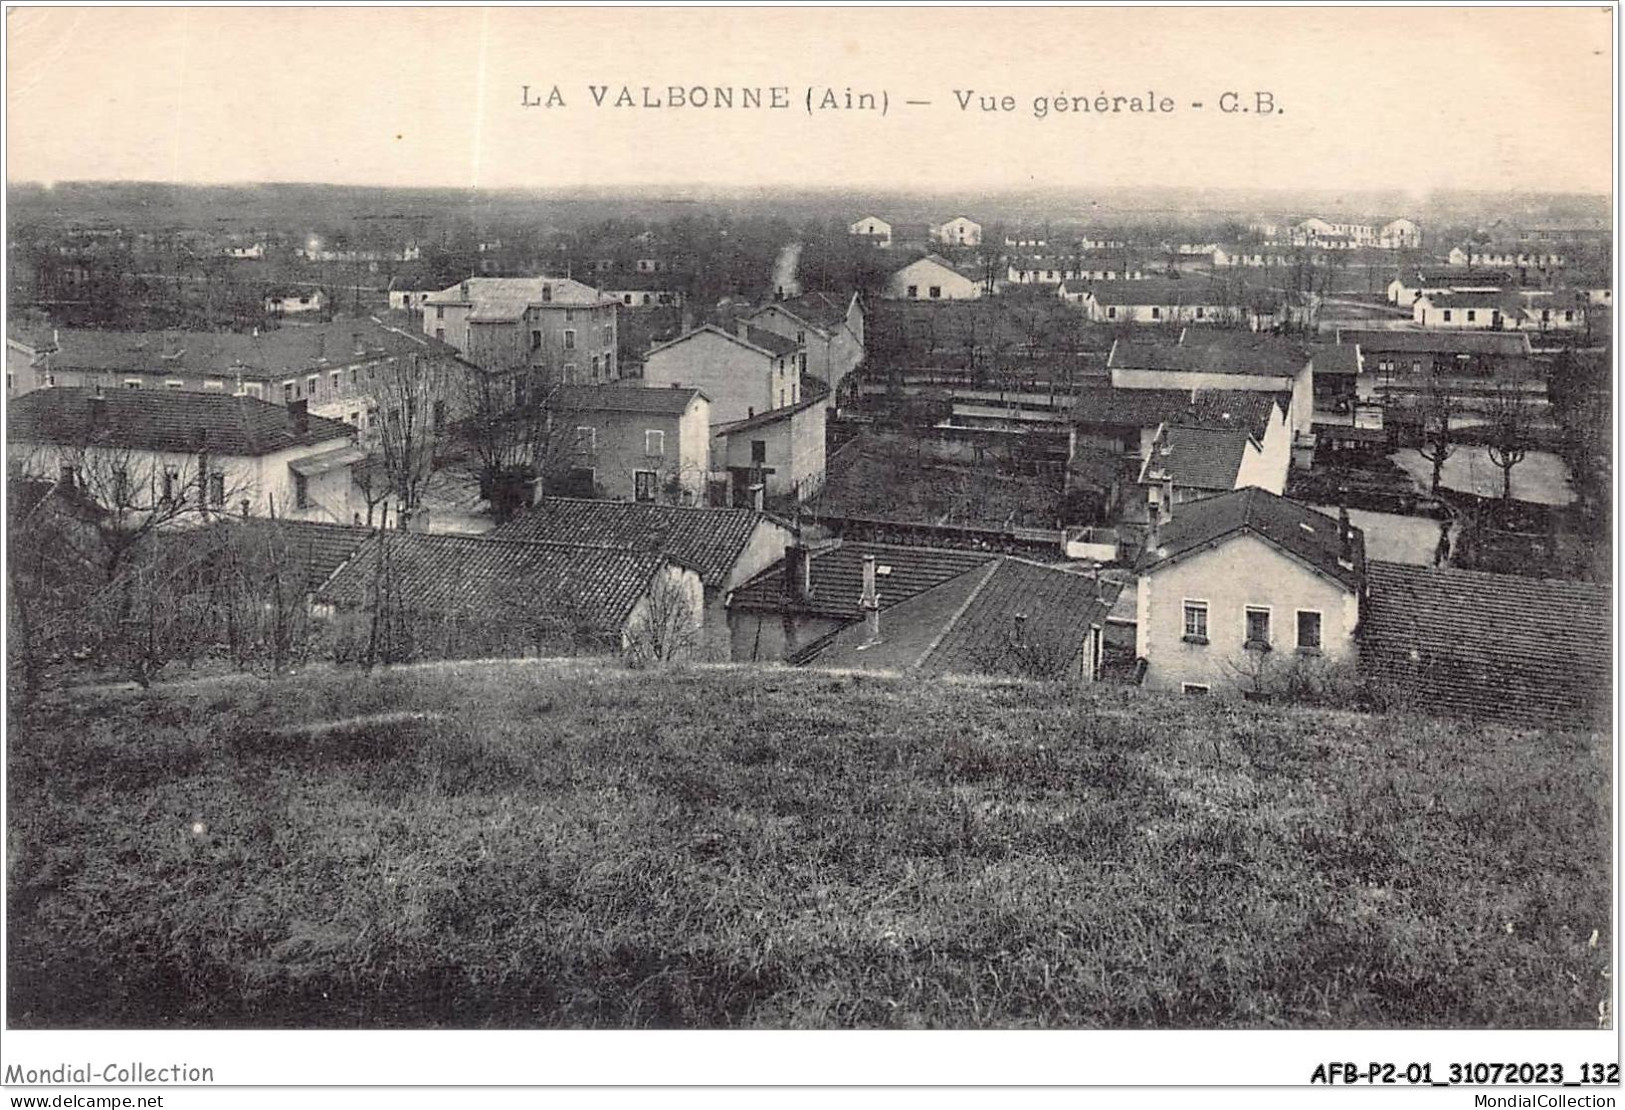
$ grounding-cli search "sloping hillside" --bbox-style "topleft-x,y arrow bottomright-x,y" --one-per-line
7,660 -> 1611,1028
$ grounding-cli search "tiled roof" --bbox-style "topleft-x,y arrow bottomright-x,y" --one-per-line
40,320 -> 439,382
744,325 -> 800,357
550,383 -> 707,415
1310,343 -> 1362,376
1111,331 -> 1313,377
1072,386 -> 1282,437
729,541 -> 995,620
1146,425 -> 1251,491
1086,278 -> 1230,306
645,324 -> 791,362
717,375 -> 831,436
7,387 -> 353,456
1361,561 -> 1610,728
231,518 -> 377,591
423,276 -> 613,310
487,498 -> 781,587
1335,329 -> 1533,357
801,559 -> 1121,677
1143,487 -> 1365,592
752,292 -> 857,334
317,532 -> 667,634
1418,291 -> 1524,310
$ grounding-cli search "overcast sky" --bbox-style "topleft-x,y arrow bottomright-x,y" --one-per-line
6,6 -> 1614,196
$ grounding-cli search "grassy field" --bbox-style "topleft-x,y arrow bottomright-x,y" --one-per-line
7,660 -> 1611,1029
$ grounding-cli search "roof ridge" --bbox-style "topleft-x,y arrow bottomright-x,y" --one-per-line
915,561 -> 1002,670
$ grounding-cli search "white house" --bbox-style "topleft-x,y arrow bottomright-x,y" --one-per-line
1134,486 -> 1365,696
745,291 -> 865,398
1138,396 -> 1293,507
1446,245 -> 1565,270
1376,219 -> 1423,249
931,216 -> 983,247
1108,331 -> 1315,440
265,289 -> 327,316
641,324 -> 803,429
849,217 -> 893,248
1075,279 -> 1237,326
7,387 -> 378,526
1386,269 -> 1509,307
1411,291 -> 1586,331
883,255 -> 984,300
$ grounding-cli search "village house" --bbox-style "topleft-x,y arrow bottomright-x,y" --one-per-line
849,216 -> 893,249
1359,561 -> 1610,729
930,216 -> 983,247
1376,218 -> 1423,249
1386,268 -> 1510,307
727,540 -> 1008,662
1136,392 -> 1294,510
1335,328 -> 1541,415
1072,278 -> 1244,326
9,320 -> 467,441
793,554 -> 1122,683
1011,253 -> 1145,286
421,276 -> 619,382
641,323 -> 804,428
1108,331 -> 1315,442
744,291 -> 866,399
1306,342 -> 1379,429
265,289 -> 327,317
715,377 -> 830,506
883,255 -> 985,300
386,269 -> 441,314
1447,245 -> 1566,271
7,387 -> 381,525
314,531 -> 705,661
1412,290 -> 1586,331
1134,486 -> 1366,696
601,281 -> 686,309
488,497 -> 795,658
545,384 -> 711,504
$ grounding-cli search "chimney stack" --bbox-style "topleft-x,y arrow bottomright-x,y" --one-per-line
752,483 -> 765,512
860,554 -> 881,644
288,397 -> 309,434
1338,490 -> 1354,562
783,543 -> 811,601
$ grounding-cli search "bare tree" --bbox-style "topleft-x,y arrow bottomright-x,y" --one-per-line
453,363 -> 580,522
369,351 -> 452,527
1415,378 -> 1459,496
1486,383 -> 1534,507
623,567 -> 702,667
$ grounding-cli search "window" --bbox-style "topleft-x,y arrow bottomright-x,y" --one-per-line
208,471 -> 225,508
563,362 -> 577,382
906,284 -> 919,298
1107,307 -> 1117,319
575,426 -> 596,452
1565,310 -> 1575,322
531,330 -> 542,350
435,306 -> 444,320
565,309 -> 575,323
542,285 -> 553,303
1245,606 -> 1272,650
1442,311 -> 1452,322
1296,610 -> 1323,653
1466,310 -> 1476,323
1182,683 -> 1211,696
1151,307 -> 1162,320
634,470 -> 658,503
293,472 -> 309,509
645,429 -> 665,456
1195,306 -> 1205,319
435,328 -> 445,342
331,371 -> 341,392
603,325 -> 613,345
283,381 -> 296,402
591,354 -> 601,378
928,286 -> 942,299
349,411 -> 361,426
162,468 -> 179,503
1182,601 -> 1208,643
564,329 -> 576,350
751,439 -> 767,465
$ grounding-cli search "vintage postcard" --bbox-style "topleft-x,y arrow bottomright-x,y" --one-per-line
2,3 -> 1616,1099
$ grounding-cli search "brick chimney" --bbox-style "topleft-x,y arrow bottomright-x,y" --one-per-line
783,544 -> 812,601
860,554 -> 881,644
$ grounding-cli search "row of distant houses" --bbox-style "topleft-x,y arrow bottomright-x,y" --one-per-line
1386,267 -> 1597,331
849,215 -> 984,249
